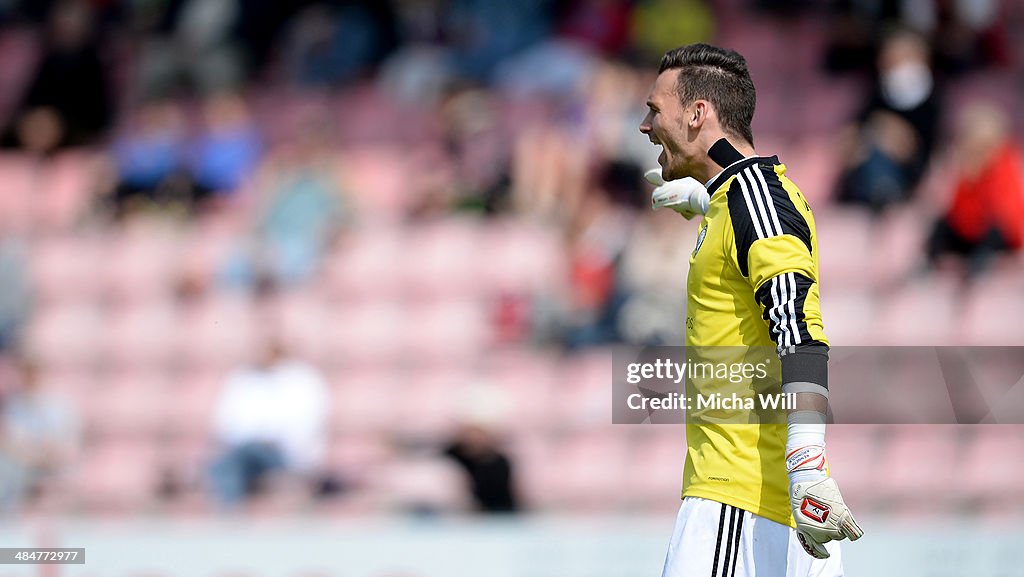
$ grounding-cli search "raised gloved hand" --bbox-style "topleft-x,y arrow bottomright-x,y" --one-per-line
645,169 -> 710,220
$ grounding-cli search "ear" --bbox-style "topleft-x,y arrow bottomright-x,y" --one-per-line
690,100 -> 710,129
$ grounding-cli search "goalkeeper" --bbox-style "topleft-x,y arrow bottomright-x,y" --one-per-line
639,43 -> 863,576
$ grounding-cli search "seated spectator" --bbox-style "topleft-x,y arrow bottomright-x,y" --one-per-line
924,103 -> 1024,277
188,92 -> 263,203
836,30 -> 940,213
208,335 -> 330,506
442,423 -> 520,513
2,0 -> 112,153
221,121 -> 349,286
0,356 -> 78,512
105,100 -> 189,217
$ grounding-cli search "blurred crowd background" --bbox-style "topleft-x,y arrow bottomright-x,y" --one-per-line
0,0 -> 1022,545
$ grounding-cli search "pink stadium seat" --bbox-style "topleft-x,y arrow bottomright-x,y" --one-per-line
174,295 -> 258,369
336,146 -> 409,218
818,291 -> 874,346
623,429 -> 686,512
487,355 -> 556,427
961,426 -> 1024,501
24,302 -> 104,368
161,367 -> 224,439
327,433 -> 395,484
82,370 -> 165,437
480,220 -> 566,295
376,455 -> 471,513
401,219 -> 484,301
322,302 -> 405,366
271,287 -> 333,366
72,438 -> 158,512
101,301 -> 178,370
824,425 -> 880,508
814,209 -> 875,290
100,224 -> 181,303
878,426 -> 959,505
506,430 -> 552,508
37,152 -> 98,230
322,228 -> 405,303
551,351 -> 613,428
876,276 -> 961,345
29,235 -> 103,304
404,300 -> 490,364
961,273 -> 1024,345
545,429 -> 629,510
0,154 -> 38,232
329,368 -> 403,434
784,136 -> 842,206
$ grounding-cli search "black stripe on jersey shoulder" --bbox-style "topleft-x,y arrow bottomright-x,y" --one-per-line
725,159 -> 812,277
759,165 -> 812,254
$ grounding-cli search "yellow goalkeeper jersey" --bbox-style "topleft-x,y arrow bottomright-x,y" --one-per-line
682,153 -> 828,528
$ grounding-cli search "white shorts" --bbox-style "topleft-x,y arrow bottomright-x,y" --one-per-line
662,497 -> 843,577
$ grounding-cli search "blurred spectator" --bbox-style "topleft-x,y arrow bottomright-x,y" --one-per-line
208,335 -> 330,506
924,102 -> 1024,277
836,30 -> 941,212
104,99 -> 189,218
900,0 -> 1008,73
629,0 -> 714,62
615,210 -> 691,345
561,163 -> 637,348
0,237 -> 30,352
444,0 -> 554,82
2,0 -> 113,153
222,118 -> 349,286
442,423 -> 520,513
135,0 -> 246,98
0,356 -> 78,511
823,0 -> 1008,76
281,1 -> 398,87
556,0 -> 632,56
188,92 -> 263,201
438,87 -> 513,215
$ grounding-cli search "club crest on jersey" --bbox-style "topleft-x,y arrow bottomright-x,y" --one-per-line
800,497 -> 830,523
693,224 -> 707,257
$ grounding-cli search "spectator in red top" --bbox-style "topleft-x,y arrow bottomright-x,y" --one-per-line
925,102 -> 1024,276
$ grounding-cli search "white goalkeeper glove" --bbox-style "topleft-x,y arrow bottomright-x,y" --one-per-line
644,169 -> 710,220
787,444 -> 864,559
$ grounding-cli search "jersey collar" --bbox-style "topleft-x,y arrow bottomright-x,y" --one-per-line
704,138 -> 771,194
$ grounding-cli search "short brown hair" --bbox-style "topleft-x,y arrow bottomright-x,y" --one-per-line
659,43 -> 756,145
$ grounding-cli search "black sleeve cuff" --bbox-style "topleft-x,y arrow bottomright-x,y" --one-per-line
781,343 -> 829,390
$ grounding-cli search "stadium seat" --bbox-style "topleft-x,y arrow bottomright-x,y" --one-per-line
878,426 -> 960,507
24,301 -> 105,369
321,228 -> 406,303
814,209 -> 875,290
544,429 -> 629,511
961,426 -> 1024,502
101,300 -> 179,370
72,437 -> 159,512
82,369 -> 166,437
29,234 -> 103,305
401,219 -> 485,301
